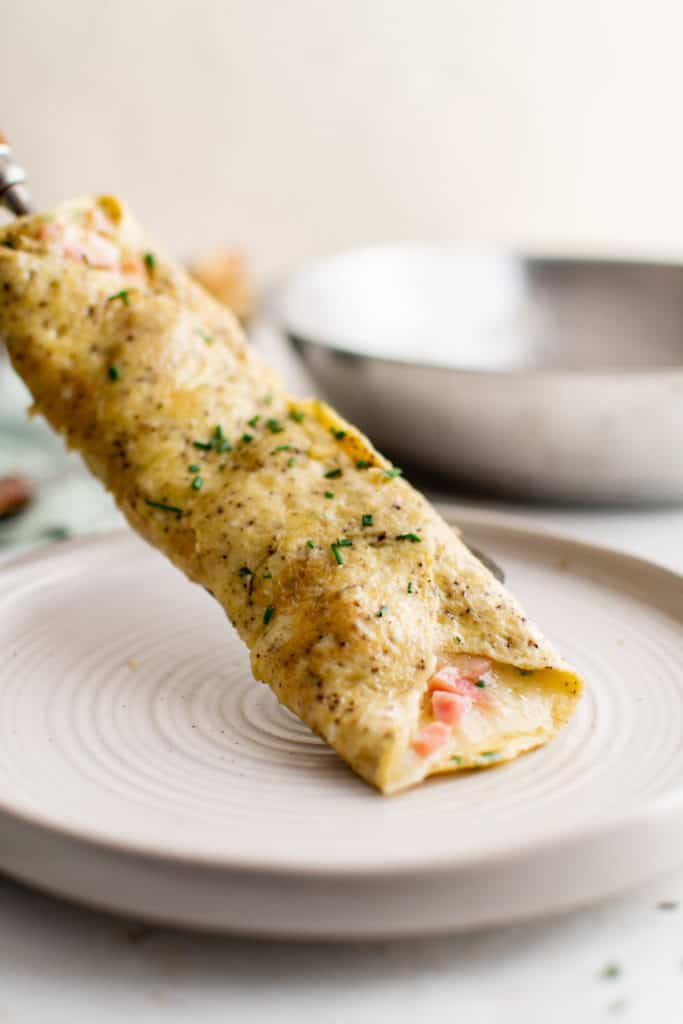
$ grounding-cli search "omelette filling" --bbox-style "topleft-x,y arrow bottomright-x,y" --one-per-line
412,655 -> 555,768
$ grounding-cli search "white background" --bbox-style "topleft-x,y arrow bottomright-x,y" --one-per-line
4,0 -> 683,279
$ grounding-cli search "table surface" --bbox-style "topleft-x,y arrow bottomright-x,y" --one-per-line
2,357 -> 683,1023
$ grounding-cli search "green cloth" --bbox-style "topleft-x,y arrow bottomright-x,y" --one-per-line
0,357 -> 123,558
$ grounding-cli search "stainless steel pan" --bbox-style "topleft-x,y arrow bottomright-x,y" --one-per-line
268,245 -> 683,503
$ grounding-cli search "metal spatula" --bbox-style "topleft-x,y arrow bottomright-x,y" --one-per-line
0,133 -> 33,216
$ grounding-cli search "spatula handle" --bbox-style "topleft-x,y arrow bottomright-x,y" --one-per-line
0,132 -> 34,216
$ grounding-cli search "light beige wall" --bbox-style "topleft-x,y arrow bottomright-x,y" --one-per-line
3,0 -> 683,278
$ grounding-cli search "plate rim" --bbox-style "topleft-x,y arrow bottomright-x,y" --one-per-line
1,506 -> 683,881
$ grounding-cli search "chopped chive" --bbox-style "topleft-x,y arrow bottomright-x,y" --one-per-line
191,475 -> 203,490
324,491 -> 335,499
212,426 -> 232,451
480,751 -> 499,759
145,499 -> 183,515
324,468 -> 342,479
287,456 -> 296,467
193,440 -> 212,450
601,963 -> 621,980
261,394 -> 273,405
266,418 -> 284,434
356,460 -> 370,469
377,605 -> 388,617
195,328 -> 214,344
247,415 -> 261,427
451,755 -> 463,765
262,572 -> 273,579
330,428 -> 347,440
263,605 -> 275,625
107,289 -> 131,306
331,543 -> 344,566
396,533 -> 421,543
239,566 -> 253,577
518,668 -> 534,677
289,409 -> 305,423
361,513 -> 373,527
306,539 -> 315,549
188,464 -> 200,472
407,580 -> 414,594
385,467 -> 403,479
1,238 -> 16,249
336,538 -> 352,547
242,433 -> 254,443
144,251 -> 156,271
272,444 -> 291,453
107,365 -> 121,381
475,679 -> 486,688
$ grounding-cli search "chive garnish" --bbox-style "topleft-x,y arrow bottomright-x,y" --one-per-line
377,605 -> 388,617
272,445 -> 291,453
248,415 -> 261,427
518,668 -> 534,677
480,751 -> 499,759
242,433 -> 254,443
324,468 -> 342,479
144,252 -> 156,271
188,464 -> 200,472
407,581 -> 414,593
145,499 -> 183,515
306,539 -> 315,549
263,605 -> 275,625
287,456 -> 296,467
475,679 -> 486,688
215,439 -> 231,453
324,491 -> 335,499
194,426 -> 231,453
107,365 -> 121,381
601,963 -> 621,980
261,394 -> 273,405
191,475 -> 203,490
107,289 -> 131,306
331,543 -> 344,566
361,513 -> 373,527
263,572 -> 273,579
385,467 -> 403,479
356,460 -> 370,469
195,328 -> 213,344
266,418 -> 284,434
396,533 -> 421,543
239,566 -> 253,577
1,238 -> 16,249
451,755 -> 463,765
289,409 -> 305,423
331,428 -> 346,440
336,538 -> 352,547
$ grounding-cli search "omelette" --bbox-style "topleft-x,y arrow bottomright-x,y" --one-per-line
0,196 -> 582,794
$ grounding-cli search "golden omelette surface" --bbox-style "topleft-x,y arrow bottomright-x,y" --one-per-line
0,197 -> 582,793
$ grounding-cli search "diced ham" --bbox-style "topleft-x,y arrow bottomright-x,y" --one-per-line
428,659 -> 493,708
432,690 -> 471,725
411,721 -> 450,757
449,655 -> 492,680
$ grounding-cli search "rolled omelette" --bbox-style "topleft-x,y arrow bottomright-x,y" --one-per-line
0,196 -> 582,794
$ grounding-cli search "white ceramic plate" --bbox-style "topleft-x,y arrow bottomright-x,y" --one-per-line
1,508 -> 683,938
